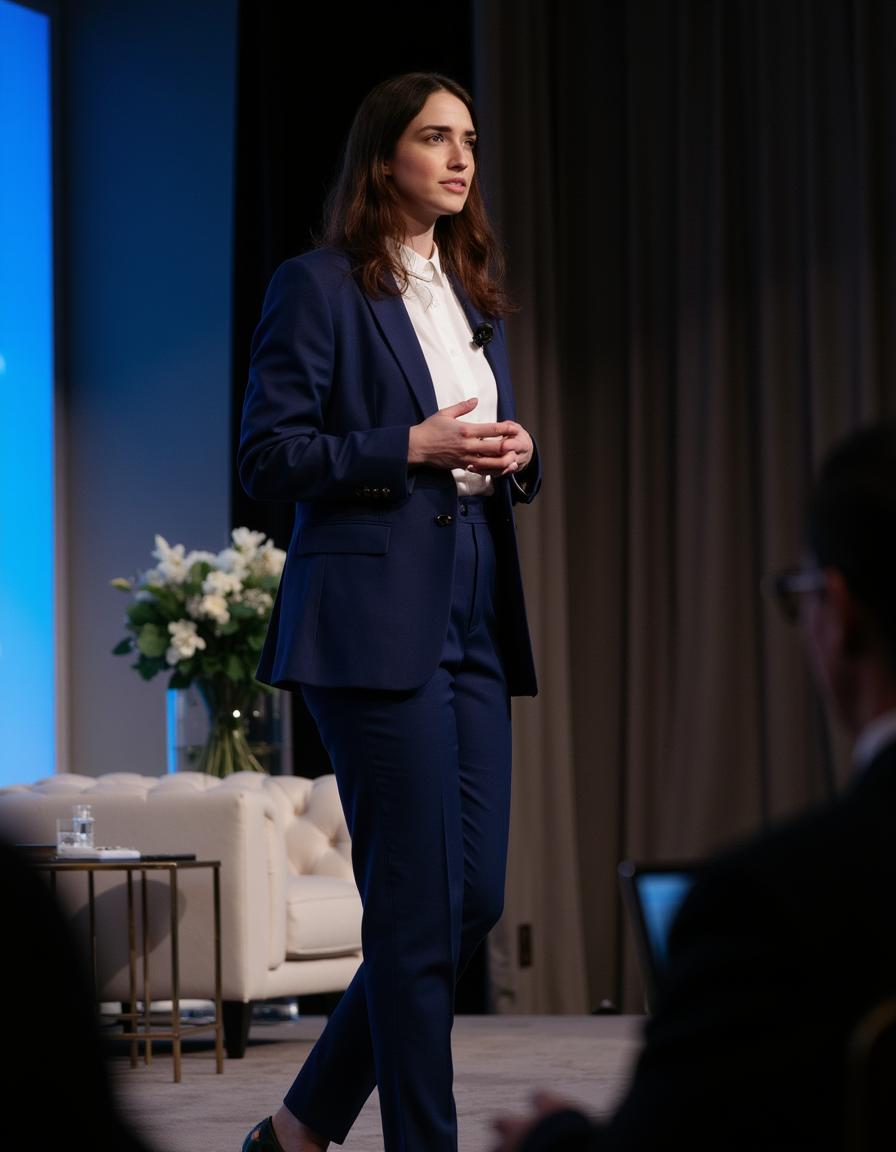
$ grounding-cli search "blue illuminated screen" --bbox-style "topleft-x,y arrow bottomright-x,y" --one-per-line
638,871 -> 694,972
0,0 -> 55,783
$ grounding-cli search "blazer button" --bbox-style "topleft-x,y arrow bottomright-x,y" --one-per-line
382,487 -> 391,497
434,514 -> 454,527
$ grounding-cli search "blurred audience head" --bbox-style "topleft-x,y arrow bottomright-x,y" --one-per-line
808,418 -> 896,670
799,419 -> 896,733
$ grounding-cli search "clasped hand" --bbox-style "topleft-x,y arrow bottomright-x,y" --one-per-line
408,397 -> 533,477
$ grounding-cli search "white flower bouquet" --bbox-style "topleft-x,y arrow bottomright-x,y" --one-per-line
111,527 -> 286,775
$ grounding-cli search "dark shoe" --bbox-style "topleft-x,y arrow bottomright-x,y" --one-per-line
241,1117 -> 286,1152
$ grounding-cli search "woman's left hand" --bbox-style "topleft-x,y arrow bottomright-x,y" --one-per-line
471,421 -> 533,477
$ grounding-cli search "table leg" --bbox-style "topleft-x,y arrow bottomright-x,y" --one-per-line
126,870 -> 139,1067
169,868 -> 182,1083
213,863 -> 223,1073
88,871 -> 97,993
138,870 -> 152,1066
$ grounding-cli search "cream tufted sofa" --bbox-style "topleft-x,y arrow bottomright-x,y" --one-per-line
0,771 -> 362,1057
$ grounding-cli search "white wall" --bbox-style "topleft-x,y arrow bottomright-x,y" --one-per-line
62,0 -> 237,775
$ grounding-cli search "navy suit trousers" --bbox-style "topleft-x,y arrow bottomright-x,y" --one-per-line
284,496 -> 512,1151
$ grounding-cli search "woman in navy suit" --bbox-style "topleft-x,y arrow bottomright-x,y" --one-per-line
239,72 -> 540,1152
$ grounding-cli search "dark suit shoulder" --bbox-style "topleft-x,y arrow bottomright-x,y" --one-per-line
289,245 -> 352,275
664,747 -> 896,999
266,247 -> 358,302
671,790 -> 854,940
710,744 -> 896,888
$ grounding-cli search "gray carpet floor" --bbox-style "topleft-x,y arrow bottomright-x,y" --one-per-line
110,1013 -> 645,1152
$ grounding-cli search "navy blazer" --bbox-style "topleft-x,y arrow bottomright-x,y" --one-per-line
238,247 -> 540,695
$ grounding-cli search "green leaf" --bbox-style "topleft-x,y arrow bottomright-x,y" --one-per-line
110,577 -> 133,591
127,600 -> 162,627
137,623 -> 167,658
135,655 -> 163,681
188,560 -> 213,584
111,639 -> 133,656
225,654 -> 247,681
152,587 -> 187,617
168,669 -> 193,690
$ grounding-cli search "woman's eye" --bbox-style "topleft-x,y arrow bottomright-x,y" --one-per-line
428,133 -> 444,143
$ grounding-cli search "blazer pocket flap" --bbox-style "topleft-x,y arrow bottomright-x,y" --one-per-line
297,523 -> 391,555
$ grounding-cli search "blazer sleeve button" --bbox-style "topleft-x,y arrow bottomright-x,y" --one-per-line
382,487 -> 391,497
434,514 -> 454,527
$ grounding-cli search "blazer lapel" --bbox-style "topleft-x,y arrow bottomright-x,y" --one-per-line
363,271 -> 515,422
364,291 -> 438,418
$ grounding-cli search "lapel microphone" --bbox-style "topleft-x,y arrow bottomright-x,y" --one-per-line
472,322 -> 494,349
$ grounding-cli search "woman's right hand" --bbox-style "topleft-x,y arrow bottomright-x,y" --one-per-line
408,398 -> 520,474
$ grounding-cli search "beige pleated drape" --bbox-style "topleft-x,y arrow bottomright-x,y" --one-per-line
476,0 -> 895,1013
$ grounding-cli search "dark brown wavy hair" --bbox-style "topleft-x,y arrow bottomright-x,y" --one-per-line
318,72 -> 515,318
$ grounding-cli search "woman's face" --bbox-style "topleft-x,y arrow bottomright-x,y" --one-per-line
384,90 -> 476,239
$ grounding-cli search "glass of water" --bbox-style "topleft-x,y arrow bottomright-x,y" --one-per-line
72,803 -> 94,848
56,819 -> 80,852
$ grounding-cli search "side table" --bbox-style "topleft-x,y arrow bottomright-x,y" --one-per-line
33,855 -> 223,1083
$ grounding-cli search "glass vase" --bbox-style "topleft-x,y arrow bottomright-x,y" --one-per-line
166,679 -> 285,776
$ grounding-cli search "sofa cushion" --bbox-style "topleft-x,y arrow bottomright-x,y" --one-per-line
286,874 -> 362,958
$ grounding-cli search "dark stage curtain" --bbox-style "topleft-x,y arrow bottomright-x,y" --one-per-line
475,0 -> 896,1012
